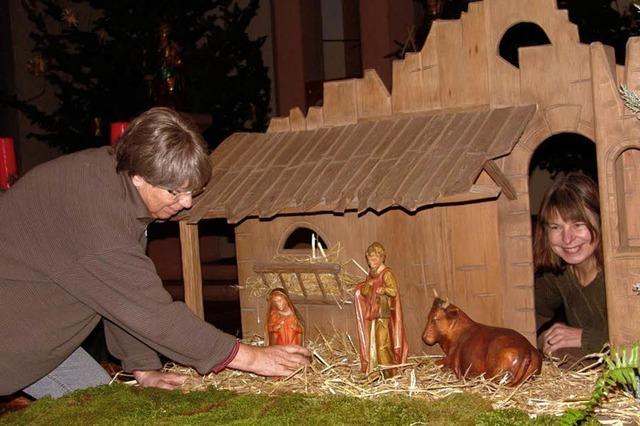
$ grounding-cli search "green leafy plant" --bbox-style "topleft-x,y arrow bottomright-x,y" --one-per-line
620,84 -> 640,114
559,345 -> 639,425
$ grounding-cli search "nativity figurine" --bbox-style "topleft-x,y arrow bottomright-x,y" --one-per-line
266,288 -> 304,346
422,297 -> 542,386
354,242 -> 408,377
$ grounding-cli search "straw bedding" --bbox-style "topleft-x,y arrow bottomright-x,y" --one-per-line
112,334 -> 640,424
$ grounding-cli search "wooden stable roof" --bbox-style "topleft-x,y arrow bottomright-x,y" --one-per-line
183,105 -> 536,224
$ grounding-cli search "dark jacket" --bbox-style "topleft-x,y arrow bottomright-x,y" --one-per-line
535,268 -> 608,354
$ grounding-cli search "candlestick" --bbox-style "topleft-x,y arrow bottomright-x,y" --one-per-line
110,122 -> 129,146
0,137 -> 18,189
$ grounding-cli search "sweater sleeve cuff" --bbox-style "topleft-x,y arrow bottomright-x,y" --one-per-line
211,340 -> 240,373
581,328 -> 604,355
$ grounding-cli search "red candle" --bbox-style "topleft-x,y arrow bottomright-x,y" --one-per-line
110,122 -> 129,146
0,137 -> 17,189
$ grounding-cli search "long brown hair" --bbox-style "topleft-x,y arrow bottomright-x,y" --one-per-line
533,172 -> 602,273
115,107 -> 211,192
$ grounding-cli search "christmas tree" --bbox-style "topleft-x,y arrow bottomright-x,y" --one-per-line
2,0 -> 270,152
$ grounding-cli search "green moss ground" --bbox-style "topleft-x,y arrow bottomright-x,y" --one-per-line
0,384 -> 570,425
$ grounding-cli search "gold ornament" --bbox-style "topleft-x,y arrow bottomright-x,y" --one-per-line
92,117 -> 102,137
27,54 -> 47,76
96,29 -> 109,44
165,76 -> 177,94
153,22 -> 185,107
61,8 -> 79,28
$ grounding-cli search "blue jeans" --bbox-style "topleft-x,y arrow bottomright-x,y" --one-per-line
23,347 -> 112,399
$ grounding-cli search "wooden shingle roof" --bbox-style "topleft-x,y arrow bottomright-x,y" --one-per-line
183,105 -> 536,224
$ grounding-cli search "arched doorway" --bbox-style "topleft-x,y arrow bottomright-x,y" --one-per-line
528,132 -> 597,225
527,132 -> 599,350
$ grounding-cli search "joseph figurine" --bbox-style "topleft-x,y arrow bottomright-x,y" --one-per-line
354,242 -> 408,377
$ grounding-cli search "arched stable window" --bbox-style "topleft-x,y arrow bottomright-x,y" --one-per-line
282,227 -> 329,251
615,147 -> 640,249
499,22 -> 551,68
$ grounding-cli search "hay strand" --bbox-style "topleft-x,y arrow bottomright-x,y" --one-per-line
137,333 -> 640,424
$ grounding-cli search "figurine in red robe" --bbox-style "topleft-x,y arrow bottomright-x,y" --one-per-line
354,242 -> 408,377
266,288 -> 304,346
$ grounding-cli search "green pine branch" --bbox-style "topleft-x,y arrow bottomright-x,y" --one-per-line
620,85 -> 640,115
559,345 -> 639,425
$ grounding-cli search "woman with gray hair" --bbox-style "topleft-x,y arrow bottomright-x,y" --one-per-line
0,107 -> 310,399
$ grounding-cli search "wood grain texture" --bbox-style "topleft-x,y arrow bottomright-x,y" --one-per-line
178,0 -> 640,349
179,221 -> 204,319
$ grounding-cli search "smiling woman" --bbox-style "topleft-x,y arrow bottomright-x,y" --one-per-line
532,173 -> 608,358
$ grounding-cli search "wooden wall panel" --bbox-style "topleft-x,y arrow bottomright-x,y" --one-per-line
458,2 -> 489,107
485,0 -> 578,107
379,209 -> 435,352
234,207 -> 464,355
391,52 -> 425,113
485,0 -> 521,108
235,225 -> 261,337
443,201 -> 503,327
542,104 -> 581,134
436,20 -> 465,109
323,79 -> 358,127
433,15 -> 490,109
289,107 -> 306,131
618,149 -> 640,247
520,42 -> 592,132
305,107 -> 324,130
179,222 -> 204,319
267,117 -> 291,133
517,112 -> 551,154
625,37 -> 640,91
304,304 -> 356,341
591,42 -> 640,346
234,199 -> 541,349
494,142 -> 537,343
417,22 -> 442,111
356,69 -> 392,119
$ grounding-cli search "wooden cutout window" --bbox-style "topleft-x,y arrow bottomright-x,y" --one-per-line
499,22 -> 551,68
615,147 -> 640,249
283,227 -> 329,250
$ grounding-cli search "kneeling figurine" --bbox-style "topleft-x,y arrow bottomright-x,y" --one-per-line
266,288 -> 304,346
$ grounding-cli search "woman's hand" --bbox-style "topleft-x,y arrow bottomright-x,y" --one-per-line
539,322 -> 582,354
133,370 -> 189,390
228,343 -> 311,376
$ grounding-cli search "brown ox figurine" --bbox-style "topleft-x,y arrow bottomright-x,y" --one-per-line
422,298 -> 542,386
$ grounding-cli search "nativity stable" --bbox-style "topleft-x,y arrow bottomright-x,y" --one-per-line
178,0 -> 640,352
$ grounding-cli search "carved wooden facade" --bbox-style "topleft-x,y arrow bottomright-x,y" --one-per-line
179,0 -> 640,351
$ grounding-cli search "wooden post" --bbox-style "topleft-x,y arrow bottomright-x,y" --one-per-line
179,221 -> 204,319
